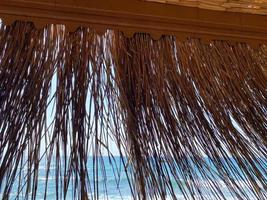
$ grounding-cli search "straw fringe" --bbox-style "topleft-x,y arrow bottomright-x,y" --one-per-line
0,22 -> 267,200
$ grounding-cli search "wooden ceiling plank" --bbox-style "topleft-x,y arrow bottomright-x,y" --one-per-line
0,0 -> 267,45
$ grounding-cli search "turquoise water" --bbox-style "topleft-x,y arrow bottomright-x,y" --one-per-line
0,156 -> 265,200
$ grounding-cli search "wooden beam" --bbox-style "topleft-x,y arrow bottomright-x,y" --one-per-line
143,0 -> 267,15
0,0 -> 267,46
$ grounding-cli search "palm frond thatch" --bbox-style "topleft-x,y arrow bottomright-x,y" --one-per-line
0,21 -> 267,200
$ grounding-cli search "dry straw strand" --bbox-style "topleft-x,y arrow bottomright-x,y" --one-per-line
0,22 -> 267,200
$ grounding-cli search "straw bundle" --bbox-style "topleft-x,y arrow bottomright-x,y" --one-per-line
144,0 -> 267,15
0,21 -> 267,200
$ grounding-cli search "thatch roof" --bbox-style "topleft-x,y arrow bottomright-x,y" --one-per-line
0,1 -> 267,200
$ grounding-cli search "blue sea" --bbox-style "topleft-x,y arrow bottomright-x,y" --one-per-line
0,156 -> 265,200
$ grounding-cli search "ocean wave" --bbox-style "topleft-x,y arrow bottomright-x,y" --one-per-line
0,192 -> 262,200
2,172 -> 265,200
12,176 -> 265,192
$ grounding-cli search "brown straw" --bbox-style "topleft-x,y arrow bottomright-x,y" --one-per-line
0,21 -> 266,200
